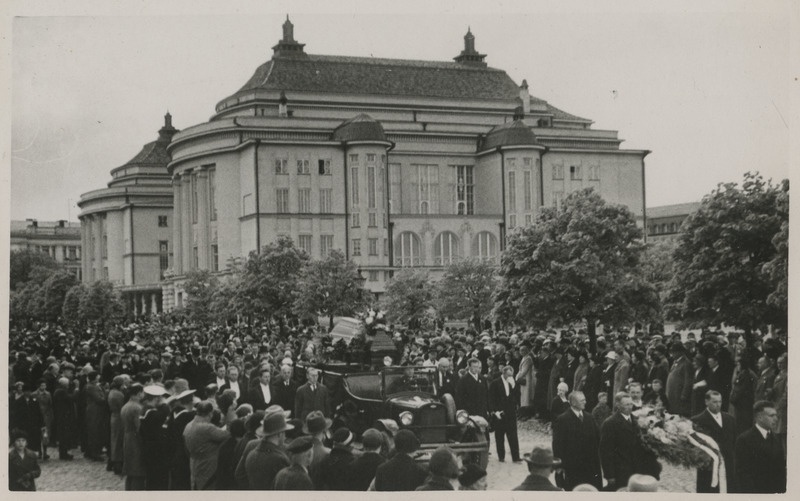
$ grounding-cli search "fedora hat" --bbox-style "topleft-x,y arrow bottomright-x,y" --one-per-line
303,410 -> 332,435
262,409 -> 294,436
523,446 -> 561,467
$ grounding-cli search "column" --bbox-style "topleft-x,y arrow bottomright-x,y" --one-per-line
140,293 -> 147,317
95,216 -> 104,280
181,172 -> 193,271
151,292 -> 159,315
172,175 -> 183,274
80,218 -> 88,283
195,167 -> 209,269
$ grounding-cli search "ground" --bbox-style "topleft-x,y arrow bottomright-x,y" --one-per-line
36,419 -> 695,491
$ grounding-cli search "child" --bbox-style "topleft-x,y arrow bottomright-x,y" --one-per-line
591,391 -> 611,427
8,429 -> 41,491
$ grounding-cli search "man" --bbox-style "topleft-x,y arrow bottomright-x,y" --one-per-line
140,385 -> 171,490
489,365 -> 521,462
294,367 -> 331,421
705,353 -> 729,409
373,429 -> 427,491
273,436 -> 315,490
272,364 -> 297,411
220,365 -> 243,402
416,446 -> 460,490
601,351 -> 618,404
247,365 -> 273,411
734,400 -> 786,493
120,384 -> 146,490
348,428 -> 386,490
209,362 -> 227,387
238,408 -> 293,489
513,446 -> 563,491
552,391 -> 602,490
433,357 -> 455,396
183,401 -> 230,490
754,356 -> 776,403
628,382 -> 644,411
53,377 -> 78,460
84,371 -> 108,461
612,347 -> 631,397
317,427 -> 357,490
599,392 -> 648,490
302,410 -> 332,488
691,390 -> 737,493
165,383 -> 196,490
455,358 -> 489,425
666,344 -> 693,416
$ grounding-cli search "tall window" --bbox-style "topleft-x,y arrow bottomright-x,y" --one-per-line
103,267 -> 109,279
473,232 -> 498,262
208,168 -> 217,221
508,171 -> 517,212
552,165 -> 564,180
434,232 -> 460,266
368,212 -> 377,227
298,235 -> 312,254
368,271 -> 379,282
298,188 -> 311,213
570,165 -> 582,180
389,163 -> 402,213
416,164 -> 438,214
352,239 -> 361,256
90,236 -> 95,259
276,188 -> 289,213
525,214 -> 533,225
210,244 -> 219,272
320,235 -> 333,257
191,174 -> 198,223
351,167 -> 359,206
159,240 -> 169,278
193,246 -> 199,269
395,232 -> 422,267
553,191 -> 564,210
366,153 -> 376,163
68,246 -> 77,260
509,214 -> 517,229
349,154 -> 358,164
297,159 -> 310,174
319,189 -> 332,213
455,165 -> 474,215
275,158 -> 288,174
158,215 -> 168,227
368,166 -> 376,208
368,238 -> 378,256
102,235 -> 108,258
523,170 -> 532,211
351,213 -> 360,228
589,165 -> 600,180
318,159 -> 331,175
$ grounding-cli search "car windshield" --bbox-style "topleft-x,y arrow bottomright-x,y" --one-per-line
382,366 -> 436,395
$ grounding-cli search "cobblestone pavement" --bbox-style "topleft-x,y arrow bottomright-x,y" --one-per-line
37,420 -> 694,492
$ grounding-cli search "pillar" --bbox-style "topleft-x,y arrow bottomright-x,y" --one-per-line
172,175 -> 183,274
181,172 -> 193,271
140,293 -> 147,317
196,167 -> 209,269
151,292 -> 159,315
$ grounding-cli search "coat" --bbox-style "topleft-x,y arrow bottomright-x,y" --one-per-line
552,408 -> 602,490
242,439 -> 290,490
271,378 -> 297,412
512,473 -> 562,491
489,377 -> 519,430
140,405 -> 170,490
183,417 -> 230,489
374,452 -> 427,491
416,475 -> 454,490
754,366 -> 776,402
247,383 -> 274,411
349,450 -> 386,491
729,367 -> 757,435
274,463 -> 314,490
516,354 -> 536,407
317,445 -> 356,490
107,388 -> 126,462
666,355 -> 693,416
294,383 -> 331,421
53,386 -> 78,449
455,373 -> 488,418
613,358 -> 631,397
84,382 -> 109,453
433,369 -> 456,397
166,408 -> 195,490
308,437 -> 331,489
691,409 -> 737,492
734,426 -> 786,493
8,449 -> 41,491
599,412 -> 645,487
120,399 -> 145,477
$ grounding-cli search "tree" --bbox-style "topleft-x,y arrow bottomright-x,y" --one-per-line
9,249 -> 59,290
182,269 -> 220,324
381,269 -> 435,327
62,284 -> 87,327
495,188 -> 659,353
77,280 -> 124,327
293,249 -> 371,330
667,172 -> 787,333
436,259 -> 498,328
763,179 -> 789,321
40,270 -> 79,322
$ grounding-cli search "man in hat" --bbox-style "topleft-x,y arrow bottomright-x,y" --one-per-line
349,428 -> 386,490
302,410 -> 332,488
513,446 -> 563,491
294,367 -> 331,421
552,390 -> 602,490
239,408 -> 293,489
183,401 -> 230,490
165,381 -> 196,490
274,436 -> 315,490
373,429 -> 427,491
140,385 -> 171,490
666,344 -> 693,417
231,410 -> 265,474
416,446 -> 461,490
317,427 -> 357,490
9,429 -> 41,491
458,463 -> 488,490
121,384 -> 146,490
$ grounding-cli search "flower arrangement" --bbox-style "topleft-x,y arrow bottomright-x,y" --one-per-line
361,310 -> 387,337
632,406 -> 713,470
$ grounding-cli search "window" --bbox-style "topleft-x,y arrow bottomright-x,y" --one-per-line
102,235 -> 108,258
366,153 -> 376,163
275,158 -> 288,174
298,235 -> 312,254
368,271 -> 379,282
509,214 -> 517,229
297,159 -> 310,174
68,246 -> 77,261
211,244 -> 219,272
368,238 -> 378,256
158,215 -> 168,227
570,165 -> 582,180
368,212 -> 377,227
351,213 -> 360,228
523,170 -> 532,210
553,191 -> 564,210
208,168 -> 217,221
473,232 -> 498,262
507,158 -> 517,169
389,163 -> 402,213
159,241 -> 169,277
103,267 -> 109,279
298,188 -> 311,213
523,157 -> 532,167
191,174 -> 198,223
434,232 -> 460,266
319,189 -> 332,213
416,164 -> 439,214
352,239 -> 361,256
552,165 -> 564,180
455,165 -> 474,215
368,166 -> 376,208
318,159 -> 331,175
193,246 -> 199,269
589,165 -> 600,180
351,167 -> 360,206
525,214 -> 533,226
383,238 -> 388,256
395,232 -> 422,267
349,154 -> 359,164
320,235 -> 333,257
276,188 -> 290,213
508,171 -> 516,211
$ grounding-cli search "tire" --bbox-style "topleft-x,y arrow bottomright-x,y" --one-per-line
441,393 -> 456,424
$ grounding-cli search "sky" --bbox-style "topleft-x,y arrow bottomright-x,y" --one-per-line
5,0 -> 798,222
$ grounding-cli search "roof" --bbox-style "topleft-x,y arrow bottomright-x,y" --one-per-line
331,114 -> 387,142
647,202 -> 702,219
226,54 -> 528,104
111,115 -> 177,173
545,103 -> 591,123
480,120 -> 538,151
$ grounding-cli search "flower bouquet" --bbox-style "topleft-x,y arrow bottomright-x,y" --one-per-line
632,406 -> 713,470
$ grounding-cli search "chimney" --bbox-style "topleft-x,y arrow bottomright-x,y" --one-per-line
159,111 -> 178,141
58,220 -> 66,228
519,79 -> 530,114
453,27 -> 487,67
272,15 -> 307,58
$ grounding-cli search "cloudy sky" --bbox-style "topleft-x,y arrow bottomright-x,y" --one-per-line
6,0 -> 797,222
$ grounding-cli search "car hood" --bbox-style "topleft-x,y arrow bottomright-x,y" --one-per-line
388,393 -> 439,409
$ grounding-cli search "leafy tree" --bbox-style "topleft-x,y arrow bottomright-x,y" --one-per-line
77,280 -> 124,327
10,282 -> 44,322
182,269 -> 219,324
381,269 -> 435,327
495,188 -> 659,353
40,270 -> 79,322
62,284 -> 87,327
667,173 -> 787,334
9,249 -> 59,290
293,249 -> 371,330
436,258 -> 498,328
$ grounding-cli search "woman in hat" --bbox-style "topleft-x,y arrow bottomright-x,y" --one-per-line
8,429 -> 41,491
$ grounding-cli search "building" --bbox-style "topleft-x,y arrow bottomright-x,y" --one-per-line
646,202 -> 701,241
77,114 -> 177,315
10,219 -> 82,280
162,18 -> 650,307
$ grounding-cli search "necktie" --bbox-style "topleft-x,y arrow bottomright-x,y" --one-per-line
578,412 -> 583,422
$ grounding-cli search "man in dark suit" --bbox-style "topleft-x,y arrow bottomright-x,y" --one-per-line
272,364 -> 297,411
455,358 -> 490,447
373,429 -> 427,491
489,365 -> 521,463
219,365 -> 246,404
666,344 -> 694,417
433,357 -> 455,397
599,392 -> 649,490
691,390 -> 737,493
734,400 -> 786,493
294,367 -> 331,421
753,356 -> 776,403
247,365 -> 273,411
512,446 -> 563,491
552,390 -> 602,490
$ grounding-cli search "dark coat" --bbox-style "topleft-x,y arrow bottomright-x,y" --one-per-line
9,395 -> 44,452
489,377 -> 519,428
84,382 -> 108,455
243,439 -> 290,490
349,451 -> 386,491
107,388 -> 126,463
455,373 -> 488,417
166,408 -> 195,490
599,412 -> 645,487
53,386 -> 78,449
730,367 -> 757,434
317,445 -> 356,490
646,359 -> 669,389
294,383 -> 331,421
215,435 -> 240,490
734,426 -> 786,493
271,378 -> 298,412
433,370 -> 456,397
666,355 -> 693,416
513,473 -> 562,491
8,449 -> 41,491
552,408 -> 602,490
274,463 -> 314,490
140,406 -> 170,490
374,453 -> 427,491
691,409 -> 737,493
247,383 -> 274,411
754,367 -> 776,403
416,475 -> 455,490
120,399 -> 145,477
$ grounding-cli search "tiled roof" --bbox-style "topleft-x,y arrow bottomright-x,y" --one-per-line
331,114 -> 387,142
480,120 -> 538,151
646,202 -> 702,219
545,103 -> 591,123
122,139 -> 171,166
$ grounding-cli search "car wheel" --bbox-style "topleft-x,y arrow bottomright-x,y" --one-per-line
441,393 -> 456,423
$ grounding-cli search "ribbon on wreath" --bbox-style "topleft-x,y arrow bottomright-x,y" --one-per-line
688,431 -> 726,493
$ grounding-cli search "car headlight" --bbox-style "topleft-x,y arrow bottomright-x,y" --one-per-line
399,411 -> 414,426
456,409 -> 469,425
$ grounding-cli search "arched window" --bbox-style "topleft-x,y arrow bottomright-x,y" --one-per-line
434,232 -> 460,266
395,232 -> 422,267
472,232 -> 498,262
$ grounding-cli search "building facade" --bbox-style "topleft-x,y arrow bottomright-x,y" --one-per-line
646,202 -> 701,241
10,219 -> 82,280
77,114 -> 177,315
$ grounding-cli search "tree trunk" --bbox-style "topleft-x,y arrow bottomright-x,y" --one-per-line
329,315 -> 335,331
587,317 -> 598,355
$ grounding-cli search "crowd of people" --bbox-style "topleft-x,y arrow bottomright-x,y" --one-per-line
7,315 -> 788,492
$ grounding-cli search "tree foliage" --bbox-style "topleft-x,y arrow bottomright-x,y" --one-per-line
381,269 -> 435,327
61,280 -> 124,328
666,173 -> 787,332
9,249 -> 59,291
436,258 -> 498,327
293,249 -> 371,330
9,251 -> 76,322
182,269 -> 220,324
495,188 -> 659,352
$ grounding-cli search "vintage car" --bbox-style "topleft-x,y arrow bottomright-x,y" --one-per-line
318,364 -> 489,468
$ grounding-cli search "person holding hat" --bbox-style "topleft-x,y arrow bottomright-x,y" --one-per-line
513,445 -> 563,491
416,446 -> 461,490
9,429 -> 41,491
302,410 -> 332,488
274,436 -> 315,490
183,401 -> 230,490
458,463 -> 488,490
349,428 -> 386,490
317,427 -> 357,490
373,429 -> 427,491
666,343 -> 693,417
238,408 -> 293,489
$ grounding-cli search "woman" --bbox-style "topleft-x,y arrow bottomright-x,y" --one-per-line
550,381 -> 570,419
573,351 -> 590,393
107,376 -> 126,474
515,345 -> 535,415
8,429 -> 41,491
34,380 -> 53,460
84,371 -> 109,461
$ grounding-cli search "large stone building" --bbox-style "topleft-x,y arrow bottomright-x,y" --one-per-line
10,219 -> 82,280
646,202 -> 701,241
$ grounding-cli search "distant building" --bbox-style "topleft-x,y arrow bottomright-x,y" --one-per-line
10,219 -> 82,280
646,202 -> 701,241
